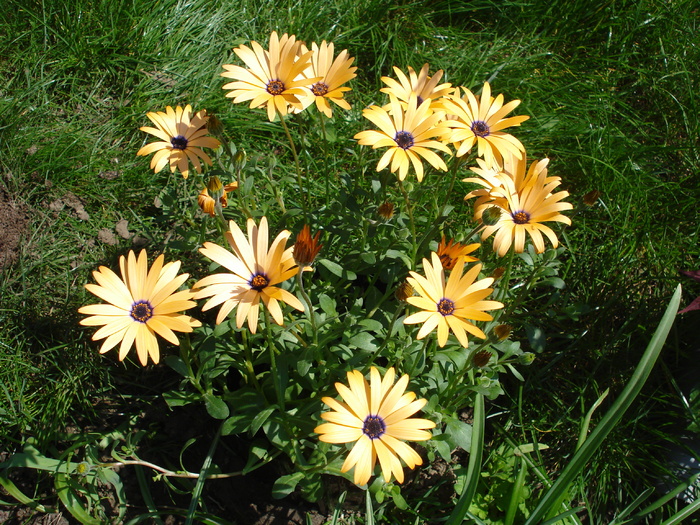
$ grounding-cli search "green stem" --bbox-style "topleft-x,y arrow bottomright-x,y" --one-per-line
277,111 -> 308,218
241,330 -> 262,394
398,179 -> 417,269
263,308 -> 284,411
180,334 -> 205,395
296,268 -> 318,344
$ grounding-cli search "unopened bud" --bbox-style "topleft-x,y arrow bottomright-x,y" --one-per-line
518,352 -> 535,366
472,350 -> 492,368
395,281 -> 414,302
494,324 -> 512,341
582,189 -> 600,206
377,201 -> 395,220
206,113 -> 224,136
481,206 -> 502,226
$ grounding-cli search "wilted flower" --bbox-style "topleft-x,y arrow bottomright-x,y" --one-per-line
197,176 -> 239,217
377,201 -> 395,220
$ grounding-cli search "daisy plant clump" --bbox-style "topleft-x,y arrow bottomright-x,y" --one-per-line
74,32 -> 581,521
79,250 -> 201,366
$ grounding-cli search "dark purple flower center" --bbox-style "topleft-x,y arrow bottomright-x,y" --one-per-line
362,415 -> 386,439
311,82 -> 329,96
394,130 -> 414,150
250,273 -> 270,291
471,120 -> 490,138
130,300 -> 154,323
437,298 -> 455,316
170,135 -> 188,150
512,211 -> 530,224
266,79 -> 286,95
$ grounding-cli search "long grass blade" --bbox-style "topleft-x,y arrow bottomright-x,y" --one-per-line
524,284 -> 682,525
446,393 -> 485,525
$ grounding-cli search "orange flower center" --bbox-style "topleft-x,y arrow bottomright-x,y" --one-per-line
512,211 -> 530,224
130,300 -> 154,323
437,298 -> 455,316
250,273 -> 270,291
311,82 -> 329,96
471,120 -> 490,138
394,130 -> 414,150
362,415 -> 386,439
170,135 -> 188,150
266,79 -> 286,95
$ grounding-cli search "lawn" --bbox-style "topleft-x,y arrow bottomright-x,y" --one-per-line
1,0 -> 699,523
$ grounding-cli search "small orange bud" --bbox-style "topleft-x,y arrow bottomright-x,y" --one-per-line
395,281 -> 414,302
437,236 -> 479,270
377,201 -> 395,220
293,225 -> 323,265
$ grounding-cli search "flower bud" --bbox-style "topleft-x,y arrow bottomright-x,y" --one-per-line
377,201 -> 395,220
472,350 -> 492,368
395,281 -> 414,302
494,324 -> 512,341
206,113 -> 224,136
582,189 -> 600,206
481,206 -> 502,226
293,225 -> 323,266
518,352 -> 535,366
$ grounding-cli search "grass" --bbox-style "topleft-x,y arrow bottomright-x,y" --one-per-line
1,0 -> 699,522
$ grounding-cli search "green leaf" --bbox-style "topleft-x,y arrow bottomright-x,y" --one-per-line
204,394 -> 230,420
54,473 -> 101,525
444,417 -> 473,451
318,293 -> 337,316
162,356 -> 189,377
447,393 -> 485,525
162,389 -> 199,408
272,472 -> 304,499
318,258 -> 356,280
347,332 -> 377,352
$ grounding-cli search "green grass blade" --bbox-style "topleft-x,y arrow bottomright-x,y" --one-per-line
504,456 -> 527,525
524,284 -> 682,525
446,393 -> 485,525
185,423 -> 223,525
629,472 -> 700,523
659,498 -> 700,525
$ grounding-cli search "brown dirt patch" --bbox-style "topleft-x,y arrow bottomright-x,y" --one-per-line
0,187 -> 30,269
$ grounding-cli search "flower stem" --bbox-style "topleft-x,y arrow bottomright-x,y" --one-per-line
263,308 -> 285,411
296,269 -> 318,344
277,111 -> 308,219
398,179 -> 417,269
